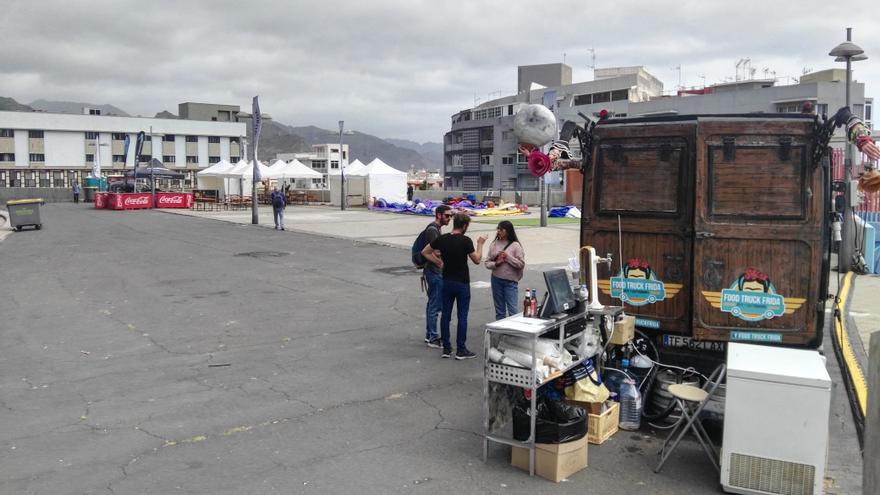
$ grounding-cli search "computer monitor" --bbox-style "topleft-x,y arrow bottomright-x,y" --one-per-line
542,269 -> 576,316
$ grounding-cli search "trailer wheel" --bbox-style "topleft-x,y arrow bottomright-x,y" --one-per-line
15,226 -> 22,231
35,224 -> 42,230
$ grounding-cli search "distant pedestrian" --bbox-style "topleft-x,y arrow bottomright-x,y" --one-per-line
270,187 -> 286,230
421,212 -> 487,359
485,220 -> 525,320
72,182 -> 81,203
407,184 -> 414,202
419,204 -> 452,349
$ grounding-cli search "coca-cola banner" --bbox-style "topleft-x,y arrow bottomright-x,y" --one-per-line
154,192 -> 193,209
107,193 -> 153,210
94,192 -> 108,209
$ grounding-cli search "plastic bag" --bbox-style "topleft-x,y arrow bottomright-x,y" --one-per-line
563,359 -> 610,403
513,394 -> 587,444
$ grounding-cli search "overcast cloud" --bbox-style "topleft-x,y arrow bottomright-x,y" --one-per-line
2,0 -> 879,142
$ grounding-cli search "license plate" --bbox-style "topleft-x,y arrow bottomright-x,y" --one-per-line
661,334 -> 726,352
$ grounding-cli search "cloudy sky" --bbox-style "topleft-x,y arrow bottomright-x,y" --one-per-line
2,1 -> 879,143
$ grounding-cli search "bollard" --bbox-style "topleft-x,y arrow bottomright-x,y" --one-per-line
866,332 -> 880,493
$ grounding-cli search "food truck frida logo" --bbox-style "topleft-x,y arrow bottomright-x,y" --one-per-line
597,258 -> 680,306
701,267 -> 805,322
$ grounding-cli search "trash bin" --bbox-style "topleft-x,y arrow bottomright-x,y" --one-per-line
6,198 -> 44,231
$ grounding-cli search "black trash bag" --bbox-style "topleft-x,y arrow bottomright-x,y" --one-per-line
512,396 -> 587,444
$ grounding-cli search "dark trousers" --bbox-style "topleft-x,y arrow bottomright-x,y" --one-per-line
73,193 -> 80,204
440,279 -> 471,351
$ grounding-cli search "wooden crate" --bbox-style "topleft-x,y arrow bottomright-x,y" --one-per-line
587,402 -> 619,445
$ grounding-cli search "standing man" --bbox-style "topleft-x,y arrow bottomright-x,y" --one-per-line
421,205 -> 452,348
422,212 -> 487,359
407,183 -> 414,202
72,182 -> 81,204
270,186 -> 286,230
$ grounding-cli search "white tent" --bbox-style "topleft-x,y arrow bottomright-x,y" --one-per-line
196,160 -> 235,196
328,159 -> 369,206
267,159 -> 324,180
221,160 -> 272,197
353,158 -> 408,204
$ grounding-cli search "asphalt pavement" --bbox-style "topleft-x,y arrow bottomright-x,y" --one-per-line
0,204 -> 860,494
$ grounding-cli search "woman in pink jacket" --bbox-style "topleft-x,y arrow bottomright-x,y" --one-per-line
484,220 -> 525,320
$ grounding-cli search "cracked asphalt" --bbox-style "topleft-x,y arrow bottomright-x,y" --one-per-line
0,204 -> 805,494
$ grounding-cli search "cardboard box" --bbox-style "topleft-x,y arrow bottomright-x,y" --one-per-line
609,315 -> 635,345
564,399 -> 604,415
510,435 -> 588,482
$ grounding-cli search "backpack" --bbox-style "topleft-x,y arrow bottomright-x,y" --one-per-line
272,193 -> 284,208
411,223 -> 439,268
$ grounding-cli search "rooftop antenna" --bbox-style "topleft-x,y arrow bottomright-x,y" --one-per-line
671,65 -> 682,89
587,47 -> 596,78
563,52 -> 566,64
802,67 -> 813,75
699,74 -> 707,88
763,67 -> 770,78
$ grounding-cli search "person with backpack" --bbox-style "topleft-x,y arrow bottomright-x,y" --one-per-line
270,187 -> 286,230
412,205 -> 452,348
484,220 -> 525,320
421,212 -> 488,359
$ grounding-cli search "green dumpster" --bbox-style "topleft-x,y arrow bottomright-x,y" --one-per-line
6,198 -> 44,231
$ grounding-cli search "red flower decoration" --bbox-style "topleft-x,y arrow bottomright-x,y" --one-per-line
743,267 -> 769,282
598,109 -> 609,120
527,150 -> 551,177
627,258 -> 649,270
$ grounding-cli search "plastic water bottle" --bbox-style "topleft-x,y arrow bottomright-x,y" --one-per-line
618,377 -> 642,431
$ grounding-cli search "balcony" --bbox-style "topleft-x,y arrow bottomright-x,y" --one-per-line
480,164 -> 493,172
446,143 -> 464,152
480,140 -> 494,149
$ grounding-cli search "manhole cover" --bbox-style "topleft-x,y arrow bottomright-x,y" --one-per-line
234,251 -> 290,258
374,266 -> 421,276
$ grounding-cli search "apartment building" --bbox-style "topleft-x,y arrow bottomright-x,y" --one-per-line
276,143 -> 350,185
0,106 -> 246,188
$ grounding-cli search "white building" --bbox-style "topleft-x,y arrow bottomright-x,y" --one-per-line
277,143 -> 350,185
0,108 -> 246,188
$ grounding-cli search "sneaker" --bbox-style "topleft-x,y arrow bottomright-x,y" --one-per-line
455,349 -> 477,360
426,337 -> 442,349
441,348 -> 452,358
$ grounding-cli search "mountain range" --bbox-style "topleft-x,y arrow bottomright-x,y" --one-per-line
0,97 -> 441,171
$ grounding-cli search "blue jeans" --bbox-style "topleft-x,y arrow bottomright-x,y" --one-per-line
491,275 -> 519,321
441,280 -> 471,351
424,269 -> 443,340
273,207 -> 284,228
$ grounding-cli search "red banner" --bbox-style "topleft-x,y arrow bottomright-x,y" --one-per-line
94,192 -> 109,209
154,192 -> 193,208
108,193 -> 153,210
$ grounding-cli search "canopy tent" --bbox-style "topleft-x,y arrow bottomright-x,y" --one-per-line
218,160 -> 272,197
266,159 -> 323,180
328,159 -> 368,206
196,160 -> 235,197
125,158 -> 186,179
353,158 -> 408,204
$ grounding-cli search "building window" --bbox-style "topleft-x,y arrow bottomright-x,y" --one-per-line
112,133 -> 127,140
29,153 -> 45,162
186,156 -> 198,164
330,160 -> 339,169
163,135 -> 176,142
454,134 -> 462,144
163,155 -> 176,163
208,156 -> 220,164
230,156 -> 240,162
854,104 -> 864,119
39,171 -> 50,187
89,108 -> 101,115
776,104 -> 800,113
502,155 -> 515,165
208,136 -> 221,144
865,102 -> 872,121
0,153 -> 14,162
53,171 -> 64,187
817,103 -> 828,116
0,171 -> 5,187
230,137 -> 239,144
85,154 -> 94,162
480,155 -> 491,165
24,171 -> 36,187
574,94 -> 592,106
85,131 -> 99,140
138,154 -> 150,163
592,91 -> 611,104
502,131 -> 513,141
112,154 -> 125,163
185,135 -> 198,143
517,153 -> 528,163
67,171 -> 78,184
0,129 -> 14,138
144,135 -> 151,142
28,130 -> 44,139
452,155 -> 462,166
508,105 -> 514,115
312,160 -> 326,169
611,89 -> 629,101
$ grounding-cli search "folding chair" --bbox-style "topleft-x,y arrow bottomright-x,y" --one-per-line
654,364 -> 726,474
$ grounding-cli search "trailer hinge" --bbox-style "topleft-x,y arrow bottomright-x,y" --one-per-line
695,231 -> 716,239
722,137 -> 736,161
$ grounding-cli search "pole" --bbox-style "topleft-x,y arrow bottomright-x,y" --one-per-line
251,140 -> 259,225
339,120 -> 346,211
840,27 -> 854,273
150,126 -> 155,208
540,178 -> 547,227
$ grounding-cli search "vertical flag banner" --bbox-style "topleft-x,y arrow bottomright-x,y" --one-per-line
252,96 -> 262,182
133,131 -> 145,180
123,134 -> 131,166
92,135 -> 101,178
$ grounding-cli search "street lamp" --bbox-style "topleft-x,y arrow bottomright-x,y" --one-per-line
829,27 -> 868,273
326,125 -> 354,210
